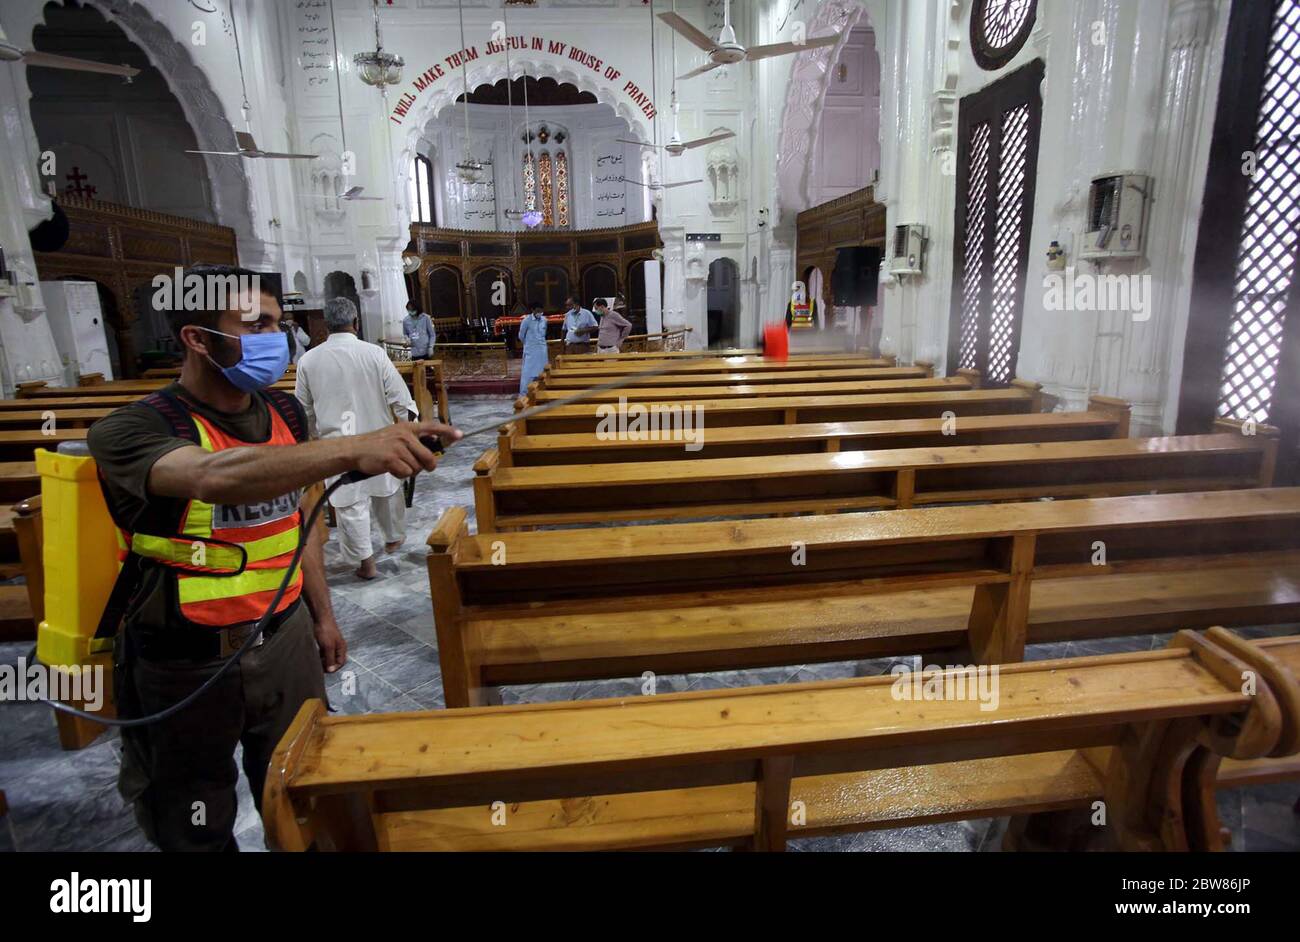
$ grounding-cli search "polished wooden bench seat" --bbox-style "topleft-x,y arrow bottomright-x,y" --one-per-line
526,374 -> 970,406
473,432 -> 1275,531
0,430 -> 87,462
496,400 -> 1130,466
550,354 -> 895,374
426,489 -> 1300,707
262,629 -> 1298,852
0,462 -> 39,504
0,409 -> 113,430
539,364 -> 933,390
553,353 -> 889,366
7,361 -> 448,426
516,381 -> 1044,435
0,396 -> 142,411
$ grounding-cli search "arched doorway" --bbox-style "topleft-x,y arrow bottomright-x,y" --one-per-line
707,258 -> 740,349
21,0 -> 249,233
324,272 -> 361,337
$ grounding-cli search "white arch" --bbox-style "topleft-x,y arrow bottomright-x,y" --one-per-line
10,0 -> 258,248
774,0 -> 871,221
391,56 -> 653,224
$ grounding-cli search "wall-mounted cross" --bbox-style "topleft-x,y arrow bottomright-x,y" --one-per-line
64,166 -> 96,199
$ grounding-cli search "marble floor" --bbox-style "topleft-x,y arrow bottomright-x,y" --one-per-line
1,394 -> 1298,851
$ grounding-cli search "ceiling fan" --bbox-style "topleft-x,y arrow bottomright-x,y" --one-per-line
187,131 -> 317,161
0,24 -> 139,79
620,175 -> 702,192
618,91 -> 734,156
311,185 -> 382,202
661,0 -> 842,80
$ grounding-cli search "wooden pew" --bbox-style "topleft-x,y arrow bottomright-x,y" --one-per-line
473,432 -> 1277,532
538,364 -> 934,390
515,381 -> 1045,435
14,379 -> 292,397
495,400 -> 1131,467
525,374 -> 970,406
262,629 -> 1298,852
426,489 -> 1300,707
0,495 -> 40,641
0,409 -> 113,431
0,430 -> 87,463
18,359 -> 451,425
549,354 -> 895,375
0,462 -> 39,504
0,396 -> 142,412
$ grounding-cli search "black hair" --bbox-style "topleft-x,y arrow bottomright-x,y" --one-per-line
162,264 -> 276,339
530,300 -> 544,312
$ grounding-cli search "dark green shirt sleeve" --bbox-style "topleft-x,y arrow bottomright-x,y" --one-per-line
87,404 -> 196,509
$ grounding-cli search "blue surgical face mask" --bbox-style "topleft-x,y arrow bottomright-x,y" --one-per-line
199,327 -> 290,392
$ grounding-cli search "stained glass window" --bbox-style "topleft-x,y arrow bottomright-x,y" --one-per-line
538,152 -> 554,227
523,152 -> 537,211
555,150 -> 570,228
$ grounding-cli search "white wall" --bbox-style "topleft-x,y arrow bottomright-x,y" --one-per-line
0,0 -> 1236,401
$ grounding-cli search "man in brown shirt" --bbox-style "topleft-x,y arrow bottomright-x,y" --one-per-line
88,264 -> 460,851
594,298 -> 633,353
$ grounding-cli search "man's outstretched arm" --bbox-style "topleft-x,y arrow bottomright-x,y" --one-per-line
148,420 -> 461,505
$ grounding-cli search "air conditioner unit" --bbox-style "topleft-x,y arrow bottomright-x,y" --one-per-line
890,224 -> 927,275
1080,172 -> 1152,260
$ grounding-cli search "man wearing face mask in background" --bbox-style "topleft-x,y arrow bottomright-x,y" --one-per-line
87,264 -> 461,851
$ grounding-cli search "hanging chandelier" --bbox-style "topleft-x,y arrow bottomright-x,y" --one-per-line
456,159 -> 486,184
353,0 -> 404,87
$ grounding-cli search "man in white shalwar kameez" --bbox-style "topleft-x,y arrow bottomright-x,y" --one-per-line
296,298 -> 418,579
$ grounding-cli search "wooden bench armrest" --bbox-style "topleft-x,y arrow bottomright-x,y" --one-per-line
473,447 -> 499,475
1212,418 -> 1279,485
1087,395 -> 1132,437
262,698 -> 329,852
427,506 -> 470,555
955,368 -> 981,389
1010,378 -> 1043,412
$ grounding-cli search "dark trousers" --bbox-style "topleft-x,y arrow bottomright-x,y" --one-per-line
115,612 -> 327,851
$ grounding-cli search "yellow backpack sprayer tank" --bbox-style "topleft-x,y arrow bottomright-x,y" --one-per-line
33,444 -> 121,746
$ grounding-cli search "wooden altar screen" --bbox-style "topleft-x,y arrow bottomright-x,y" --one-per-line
408,220 -> 663,329
33,196 -> 239,378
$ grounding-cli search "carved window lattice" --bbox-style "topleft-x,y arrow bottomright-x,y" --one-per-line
972,0 -> 1038,71
949,61 -> 1042,386
959,122 -> 992,372
1217,0 -> 1300,422
988,104 -> 1031,384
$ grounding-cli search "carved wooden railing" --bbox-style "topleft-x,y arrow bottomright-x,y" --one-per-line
32,197 -> 238,378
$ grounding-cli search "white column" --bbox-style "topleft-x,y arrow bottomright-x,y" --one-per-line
1141,0 -> 1223,433
0,12 -> 67,394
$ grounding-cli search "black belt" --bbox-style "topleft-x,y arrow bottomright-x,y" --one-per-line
130,599 -> 302,663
